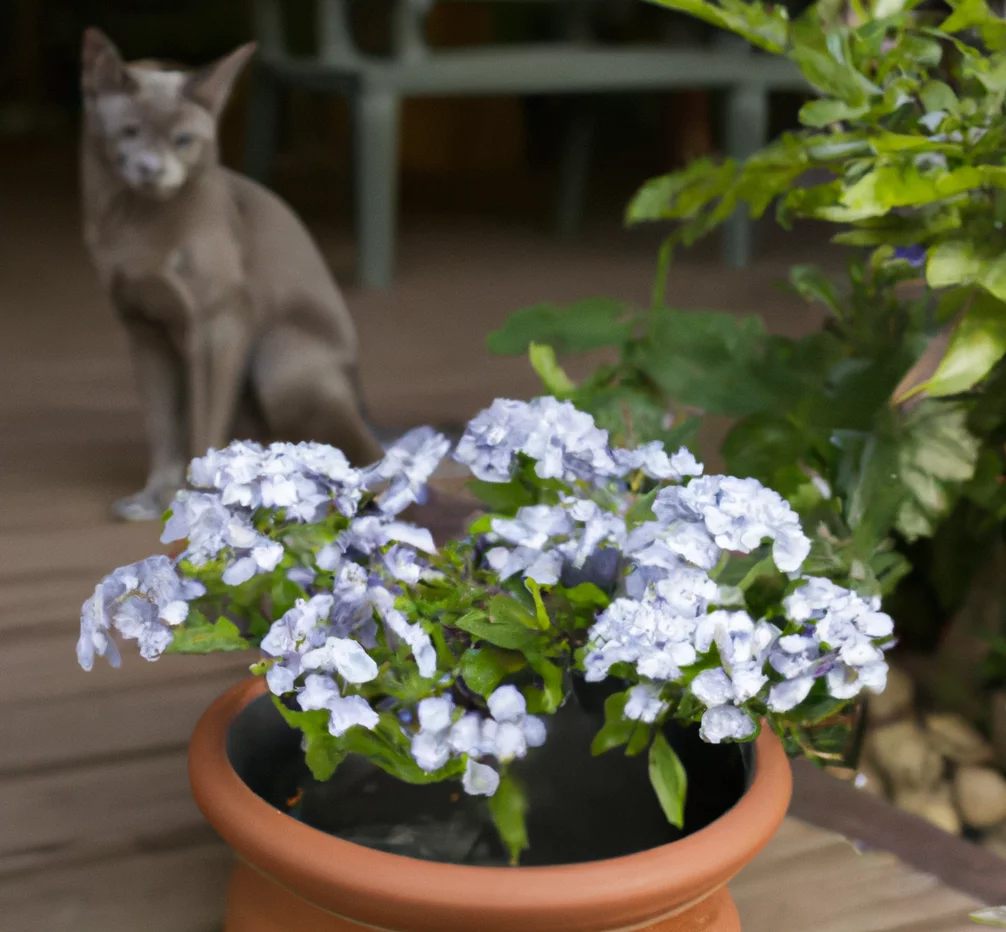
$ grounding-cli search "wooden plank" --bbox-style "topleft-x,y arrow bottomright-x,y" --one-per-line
0,670 -> 248,773
791,759 -> 1006,905
0,750 -> 205,876
0,631 -> 252,707
0,523 -> 162,585
732,820 -> 982,932
0,841 -> 231,932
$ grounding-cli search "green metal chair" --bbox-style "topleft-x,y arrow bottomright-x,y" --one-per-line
244,0 -> 805,287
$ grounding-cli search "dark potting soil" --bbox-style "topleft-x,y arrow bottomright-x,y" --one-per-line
227,689 -> 752,868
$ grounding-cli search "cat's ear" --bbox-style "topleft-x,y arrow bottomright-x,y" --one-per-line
185,43 -> 257,117
81,28 -> 136,96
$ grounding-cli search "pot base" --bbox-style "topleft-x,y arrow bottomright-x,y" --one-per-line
224,861 -> 740,932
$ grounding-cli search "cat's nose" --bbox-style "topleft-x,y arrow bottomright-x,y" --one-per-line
135,153 -> 165,182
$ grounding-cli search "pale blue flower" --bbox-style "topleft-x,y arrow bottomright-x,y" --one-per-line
454,397 -> 616,484
297,672 -> 340,711
369,586 -> 438,678
411,730 -> 451,772
78,582 -> 121,671
383,545 -> 421,584
488,684 -> 526,722
699,705 -> 756,744
522,397 -> 617,482
624,683 -> 667,723
302,636 -> 380,683
485,546 -> 563,585
448,713 -> 483,755
365,427 -> 450,515
612,443 -> 704,481
767,676 -> 815,712
463,759 -> 500,796
482,685 -> 546,762
261,595 -> 333,659
690,668 -> 735,708
77,556 -> 205,669
585,594 -> 698,684
559,499 -> 626,569
782,576 -> 894,702
491,506 -> 573,551
654,476 -> 810,573
453,398 -> 537,482
417,695 -> 454,733
327,695 -> 380,737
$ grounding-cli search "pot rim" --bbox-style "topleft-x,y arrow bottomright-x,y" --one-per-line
190,678 -> 791,932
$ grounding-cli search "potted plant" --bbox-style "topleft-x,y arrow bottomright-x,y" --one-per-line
79,397 -> 893,931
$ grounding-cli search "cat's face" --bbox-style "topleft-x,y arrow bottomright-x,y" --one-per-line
81,30 -> 255,200
92,71 -> 217,199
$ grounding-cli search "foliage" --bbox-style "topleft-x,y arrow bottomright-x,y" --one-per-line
489,0 -> 1006,645
634,0 -> 1006,399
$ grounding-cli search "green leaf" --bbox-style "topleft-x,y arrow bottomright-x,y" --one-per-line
788,264 -> 843,317
841,166 -> 984,218
799,98 -> 870,128
465,479 -> 534,515
271,698 -> 346,781
166,611 -> 249,654
529,342 -> 576,397
626,722 -> 653,757
527,654 -> 565,713
894,401 -> 981,540
648,731 -> 688,829
459,647 -> 526,698
590,691 -> 636,755
922,293 -> 1006,397
561,582 -> 611,610
920,80 -> 958,114
970,906 -> 1006,927
487,298 -> 633,356
722,414 -> 815,492
928,239 -> 1006,303
341,714 -> 465,784
488,772 -> 529,865
454,605 -> 549,652
645,0 -> 790,53
636,309 -> 778,416
489,594 -> 541,630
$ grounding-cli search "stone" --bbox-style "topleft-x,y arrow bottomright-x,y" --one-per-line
867,720 -> 944,791
954,766 -> 1006,829
852,763 -> 887,798
868,665 -> 914,723
992,691 -> 1006,772
893,784 -> 961,835
924,713 -> 995,765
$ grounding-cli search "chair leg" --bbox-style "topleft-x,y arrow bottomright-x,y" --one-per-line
243,63 -> 280,184
555,96 -> 595,239
353,89 -> 401,289
722,84 -> 768,268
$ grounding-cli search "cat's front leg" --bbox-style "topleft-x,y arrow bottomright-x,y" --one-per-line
114,315 -> 188,521
188,290 -> 255,457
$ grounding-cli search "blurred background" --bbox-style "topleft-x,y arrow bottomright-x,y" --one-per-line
0,1 -> 839,929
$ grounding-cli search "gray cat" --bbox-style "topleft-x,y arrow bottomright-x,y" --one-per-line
80,29 -> 382,521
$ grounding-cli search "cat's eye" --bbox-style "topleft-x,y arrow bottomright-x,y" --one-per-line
120,124 -> 140,140
173,132 -> 196,149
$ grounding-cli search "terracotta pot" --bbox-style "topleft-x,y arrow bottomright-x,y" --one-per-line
190,679 -> 792,932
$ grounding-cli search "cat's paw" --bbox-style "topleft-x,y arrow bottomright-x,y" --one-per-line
111,490 -> 168,522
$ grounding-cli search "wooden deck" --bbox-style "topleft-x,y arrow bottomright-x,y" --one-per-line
0,145 -> 997,930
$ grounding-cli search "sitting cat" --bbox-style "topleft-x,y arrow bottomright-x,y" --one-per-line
80,29 -> 383,521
